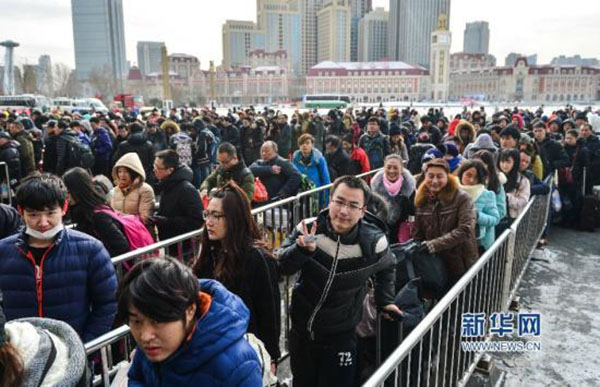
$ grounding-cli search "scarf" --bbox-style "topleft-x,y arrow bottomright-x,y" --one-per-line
383,173 -> 403,197
460,183 -> 486,202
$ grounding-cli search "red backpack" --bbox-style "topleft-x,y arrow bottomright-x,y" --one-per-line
94,207 -> 156,269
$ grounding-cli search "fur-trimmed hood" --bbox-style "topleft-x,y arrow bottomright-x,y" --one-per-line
456,120 -> 476,145
415,173 -> 460,208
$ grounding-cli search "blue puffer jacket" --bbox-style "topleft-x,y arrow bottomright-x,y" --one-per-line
293,148 -> 331,203
470,186 -> 501,250
0,228 -> 117,342
128,279 -> 262,387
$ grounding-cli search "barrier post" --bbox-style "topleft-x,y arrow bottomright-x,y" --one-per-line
501,229 -> 517,312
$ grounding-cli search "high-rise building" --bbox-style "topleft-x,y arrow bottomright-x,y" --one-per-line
463,21 -> 489,54
137,41 -> 165,76
257,0 -> 302,73
299,0 -> 324,74
36,54 -> 53,95
430,15 -> 451,101
388,0 -> 450,69
71,0 -> 128,81
505,52 -> 537,66
350,0 -> 372,62
222,20 -> 266,69
551,55 -> 600,67
317,0 -> 351,62
358,8 -> 388,62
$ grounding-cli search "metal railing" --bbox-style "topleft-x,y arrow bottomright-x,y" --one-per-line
0,162 -> 12,205
84,167 -> 383,386
363,187 -> 552,387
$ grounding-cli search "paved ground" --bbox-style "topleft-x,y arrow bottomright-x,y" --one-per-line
475,226 -> 600,387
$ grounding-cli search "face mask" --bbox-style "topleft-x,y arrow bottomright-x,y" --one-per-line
26,222 -> 63,240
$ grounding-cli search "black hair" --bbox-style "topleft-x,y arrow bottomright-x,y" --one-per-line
473,150 -> 501,193
498,148 -> 521,193
117,257 -> 200,324
342,134 -> 354,145
456,159 -> 489,185
89,117 -> 100,124
325,135 -> 341,148
330,175 -> 371,207
565,129 -> 578,138
57,120 -> 68,130
156,149 -> 179,169
16,172 -> 67,211
217,142 -> 237,158
128,122 -> 144,133
62,167 -> 108,230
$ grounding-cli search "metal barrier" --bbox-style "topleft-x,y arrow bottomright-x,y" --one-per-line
364,189 -> 551,387
84,167 -> 383,386
0,162 -> 12,205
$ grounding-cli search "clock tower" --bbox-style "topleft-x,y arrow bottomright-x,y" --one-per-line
430,14 -> 451,101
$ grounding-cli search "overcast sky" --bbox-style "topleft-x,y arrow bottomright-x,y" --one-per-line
1,0 -> 599,69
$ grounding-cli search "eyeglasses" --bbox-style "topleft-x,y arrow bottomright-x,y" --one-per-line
153,164 -> 168,171
202,210 -> 225,222
331,198 -> 363,212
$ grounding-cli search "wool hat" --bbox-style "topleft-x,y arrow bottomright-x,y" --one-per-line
422,148 -> 444,164
423,158 -> 450,173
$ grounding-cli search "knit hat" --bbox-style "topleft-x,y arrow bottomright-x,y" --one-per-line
422,148 -> 444,164
519,133 -> 534,146
471,133 -> 496,150
423,158 -> 450,173
389,122 -> 402,137
443,143 -> 459,157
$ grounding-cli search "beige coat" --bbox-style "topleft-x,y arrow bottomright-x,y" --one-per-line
110,152 -> 156,223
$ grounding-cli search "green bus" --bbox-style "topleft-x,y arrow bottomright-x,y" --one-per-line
302,94 -> 351,109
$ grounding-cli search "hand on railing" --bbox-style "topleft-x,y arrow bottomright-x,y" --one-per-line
381,304 -> 403,321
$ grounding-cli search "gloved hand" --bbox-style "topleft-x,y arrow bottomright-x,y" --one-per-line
149,215 -> 168,226
417,241 -> 432,254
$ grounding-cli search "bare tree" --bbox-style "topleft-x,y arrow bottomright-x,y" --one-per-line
88,64 -> 119,101
53,63 -> 78,97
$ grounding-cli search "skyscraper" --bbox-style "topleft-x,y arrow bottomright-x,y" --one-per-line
317,0 -> 351,62
463,21 -> 489,54
36,54 -> 53,95
299,0 -> 324,74
350,0 -> 372,62
222,20 -> 265,68
388,0 -> 450,69
137,41 -> 165,76
257,0 -> 302,73
71,0 -> 127,81
358,7 -> 388,62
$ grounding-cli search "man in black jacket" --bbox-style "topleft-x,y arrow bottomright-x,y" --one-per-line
324,135 -> 353,180
249,141 -> 301,201
279,175 -> 400,386
532,120 -> 570,178
152,150 -> 204,261
580,123 -> 600,193
0,131 -> 21,187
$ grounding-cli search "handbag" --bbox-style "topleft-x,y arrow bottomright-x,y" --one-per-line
253,177 -> 269,203
356,279 -> 377,338
397,219 -> 414,243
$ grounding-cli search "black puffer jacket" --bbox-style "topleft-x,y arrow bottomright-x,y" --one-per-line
157,165 -> 204,241
0,140 -> 21,185
537,137 -> 570,178
112,131 -> 155,183
279,210 -> 395,338
249,156 -> 301,200
0,203 -> 22,239
325,146 -> 353,180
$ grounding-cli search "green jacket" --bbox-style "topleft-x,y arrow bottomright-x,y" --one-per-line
201,161 -> 255,200
13,131 -> 35,176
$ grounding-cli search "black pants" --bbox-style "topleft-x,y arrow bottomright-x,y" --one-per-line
290,329 -> 358,387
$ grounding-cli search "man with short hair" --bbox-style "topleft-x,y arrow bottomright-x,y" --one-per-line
113,122 -> 156,183
580,122 -> 600,192
0,173 -> 117,342
152,150 -> 204,248
249,141 -> 301,200
9,121 -> 35,177
324,135 -> 353,180
279,175 -> 399,386
358,117 -> 391,170
499,125 -> 521,150
200,142 -> 255,201
532,120 -> 569,178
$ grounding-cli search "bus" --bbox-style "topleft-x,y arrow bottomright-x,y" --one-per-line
302,94 -> 351,109
0,94 -> 52,113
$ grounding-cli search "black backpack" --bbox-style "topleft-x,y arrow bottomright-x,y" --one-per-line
66,137 -> 95,170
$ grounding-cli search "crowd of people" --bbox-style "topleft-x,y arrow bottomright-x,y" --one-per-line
0,102 -> 598,386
